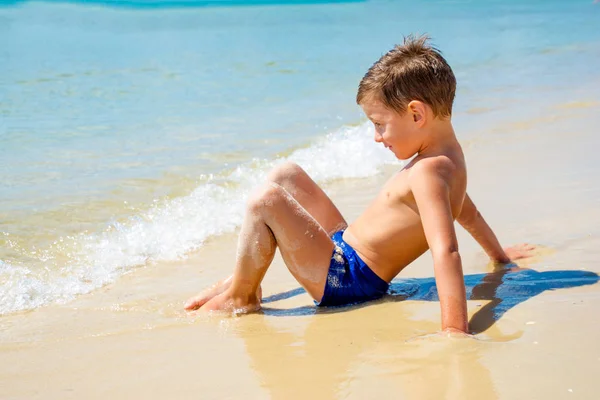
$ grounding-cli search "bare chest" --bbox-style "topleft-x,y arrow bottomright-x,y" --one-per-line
377,170 -> 415,209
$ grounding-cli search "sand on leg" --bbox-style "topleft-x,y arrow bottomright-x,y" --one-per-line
185,162 -> 345,311
187,181 -> 337,313
266,162 -> 347,235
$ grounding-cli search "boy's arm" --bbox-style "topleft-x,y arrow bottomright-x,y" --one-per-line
456,194 -> 510,263
411,163 -> 468,333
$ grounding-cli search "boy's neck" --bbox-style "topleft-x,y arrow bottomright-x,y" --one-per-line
417,118 -> 459,157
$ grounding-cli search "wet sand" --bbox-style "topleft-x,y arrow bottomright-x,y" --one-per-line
2,100 -> 600,399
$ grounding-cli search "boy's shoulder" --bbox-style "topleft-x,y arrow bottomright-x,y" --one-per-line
407,154 -> 457,186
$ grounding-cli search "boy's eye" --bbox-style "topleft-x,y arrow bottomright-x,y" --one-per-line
374,122 -> 382,128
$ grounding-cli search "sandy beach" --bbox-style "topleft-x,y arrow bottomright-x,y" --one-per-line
2,92 -> 600,399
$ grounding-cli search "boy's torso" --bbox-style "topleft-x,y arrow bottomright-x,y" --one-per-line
343,144 -> 466,282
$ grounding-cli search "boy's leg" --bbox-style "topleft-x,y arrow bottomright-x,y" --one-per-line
266,162 -> 347,235
185,162 -> 345,311
190,182 -> 336,313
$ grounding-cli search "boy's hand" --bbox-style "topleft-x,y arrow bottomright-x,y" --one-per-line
502,243 -> 537,262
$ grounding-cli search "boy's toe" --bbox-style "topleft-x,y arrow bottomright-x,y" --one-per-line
184,295 -> 208,311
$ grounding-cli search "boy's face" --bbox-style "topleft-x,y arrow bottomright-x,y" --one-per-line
360,99 -> 422,159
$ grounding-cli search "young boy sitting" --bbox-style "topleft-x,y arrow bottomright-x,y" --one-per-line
185,35 -> 532,334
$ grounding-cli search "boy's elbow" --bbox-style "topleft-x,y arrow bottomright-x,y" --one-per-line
432,246 -> 462,266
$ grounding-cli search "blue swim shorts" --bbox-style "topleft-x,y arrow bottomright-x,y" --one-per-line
316,230 -> 389,307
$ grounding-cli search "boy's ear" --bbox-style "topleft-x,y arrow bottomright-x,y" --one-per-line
408,101 -> 426,125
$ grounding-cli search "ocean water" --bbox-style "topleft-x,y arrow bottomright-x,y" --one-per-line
1,0 -> 599,315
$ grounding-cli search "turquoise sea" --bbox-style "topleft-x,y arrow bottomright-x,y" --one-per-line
1,0 -> 599,315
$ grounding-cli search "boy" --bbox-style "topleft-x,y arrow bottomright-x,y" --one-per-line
185,35 -> 532,333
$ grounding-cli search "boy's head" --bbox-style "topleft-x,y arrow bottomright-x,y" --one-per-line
357,35 -> 456,158
357,34 -> 456,118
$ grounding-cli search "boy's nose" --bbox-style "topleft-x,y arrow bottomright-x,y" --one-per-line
374,132 -> 383,143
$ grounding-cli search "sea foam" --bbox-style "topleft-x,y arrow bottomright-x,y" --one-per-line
0,122 -> 400,315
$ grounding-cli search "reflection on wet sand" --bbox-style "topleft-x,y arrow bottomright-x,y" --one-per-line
238,297 -> 497,399
234,267 -> 598,399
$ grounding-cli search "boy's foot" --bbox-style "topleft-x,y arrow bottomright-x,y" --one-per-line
184,278 -> 231,311
201,289 -> 261,315
184,277 -> 262,311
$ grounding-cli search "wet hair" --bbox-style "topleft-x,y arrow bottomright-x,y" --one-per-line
356,34 -> 456,118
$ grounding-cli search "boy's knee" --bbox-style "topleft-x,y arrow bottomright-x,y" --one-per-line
247,182 -> 285,214
267,162 -> 304,186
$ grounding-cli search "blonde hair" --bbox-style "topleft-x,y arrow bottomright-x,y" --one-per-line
356,35 -> 456,118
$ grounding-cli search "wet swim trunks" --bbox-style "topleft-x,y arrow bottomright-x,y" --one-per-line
316,230 -> 389,307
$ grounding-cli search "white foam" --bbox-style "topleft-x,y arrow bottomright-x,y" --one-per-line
0,122 -> 401,315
